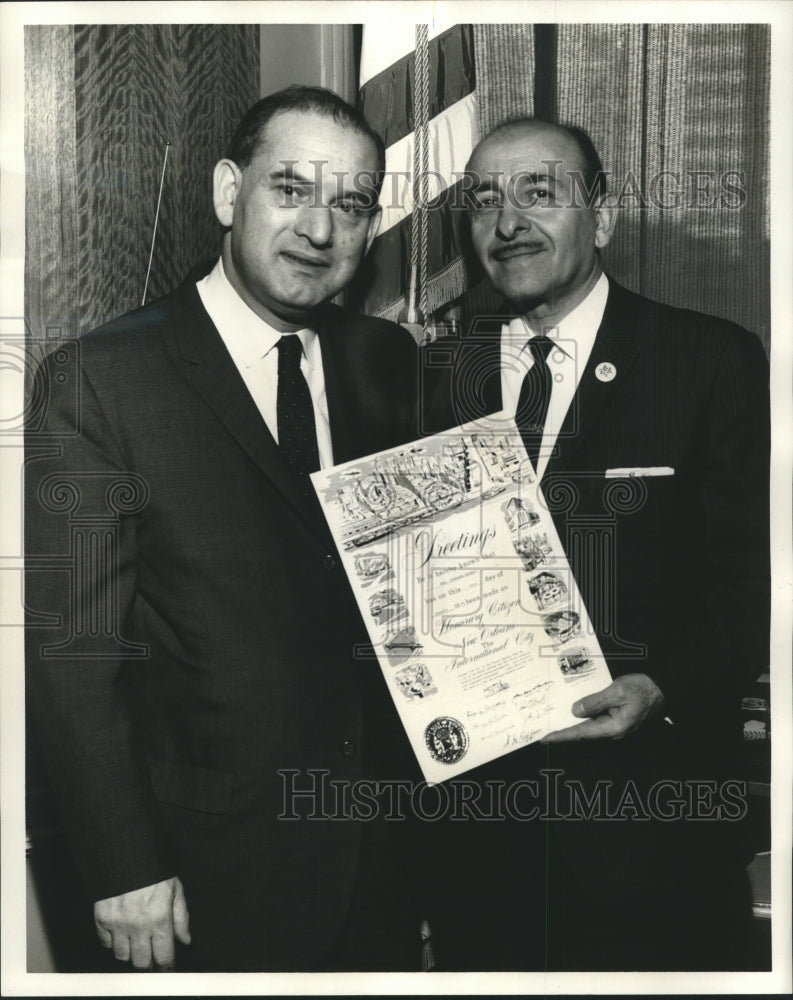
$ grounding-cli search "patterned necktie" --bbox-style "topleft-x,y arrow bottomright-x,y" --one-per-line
276,334 -> 320,479
515,335 -> 554,471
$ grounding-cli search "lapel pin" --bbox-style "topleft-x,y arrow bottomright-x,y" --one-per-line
595,362 -> 616,382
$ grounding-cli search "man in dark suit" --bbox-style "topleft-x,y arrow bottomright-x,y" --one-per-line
25,86 -> 423,973
424,118 -> 769,970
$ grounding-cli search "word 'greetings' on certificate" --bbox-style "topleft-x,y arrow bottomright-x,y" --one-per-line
311,416 -> 611,783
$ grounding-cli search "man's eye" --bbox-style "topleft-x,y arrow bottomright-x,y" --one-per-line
332,201 -> 364,218
524,187 -> 553,205
279,183 -> 310,201
472,193 -> 502,210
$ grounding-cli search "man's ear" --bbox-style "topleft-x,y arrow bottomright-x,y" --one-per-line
213,159 -> 242,228
362,205 -> 383,256
593,194 -> 618,251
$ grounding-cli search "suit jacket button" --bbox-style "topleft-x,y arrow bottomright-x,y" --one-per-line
323,554 -> 337,571
340,739 -> 357,758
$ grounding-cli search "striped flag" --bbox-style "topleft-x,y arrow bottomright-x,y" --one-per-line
353,22 -> 479,334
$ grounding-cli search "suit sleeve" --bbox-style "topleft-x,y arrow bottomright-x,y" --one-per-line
644,328 -> 770,730
25,342 -> 173,901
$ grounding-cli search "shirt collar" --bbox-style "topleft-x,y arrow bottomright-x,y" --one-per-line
505,272 -> 610,360
196,257 -> 315,369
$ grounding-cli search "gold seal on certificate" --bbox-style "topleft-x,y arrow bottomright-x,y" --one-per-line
311,415 -> 612,783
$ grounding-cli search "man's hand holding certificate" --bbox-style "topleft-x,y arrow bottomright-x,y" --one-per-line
312,416 -> 613,783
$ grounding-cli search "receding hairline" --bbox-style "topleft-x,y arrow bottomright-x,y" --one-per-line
226,86 -> 386,191
245,106 -> 382,167
467,119 -> 590,173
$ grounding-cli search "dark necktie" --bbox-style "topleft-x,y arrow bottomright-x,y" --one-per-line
515,335 -> 554,471
276,334 -> 320,479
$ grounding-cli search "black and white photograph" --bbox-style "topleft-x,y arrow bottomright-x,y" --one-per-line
1,0 -> 791,994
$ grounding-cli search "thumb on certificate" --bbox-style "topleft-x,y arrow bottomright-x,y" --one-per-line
571,684 -> 618,718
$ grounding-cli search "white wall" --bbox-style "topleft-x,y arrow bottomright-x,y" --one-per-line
260,24 -> 355,101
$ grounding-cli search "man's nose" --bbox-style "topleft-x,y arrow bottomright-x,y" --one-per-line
295,204 -> 333,247
495,200 -> 529,241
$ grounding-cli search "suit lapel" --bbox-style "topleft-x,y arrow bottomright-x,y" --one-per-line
479,318 -> 505,417
543,281 -> 644,480
316,311 -> 358,465
457,282 -> 645,481
169,279 -> 334,548
162,276 -> 642,543
455,316 -> 505,421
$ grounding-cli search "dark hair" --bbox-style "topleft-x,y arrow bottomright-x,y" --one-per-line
227,85 -> 386,191
478,116 -> 608,203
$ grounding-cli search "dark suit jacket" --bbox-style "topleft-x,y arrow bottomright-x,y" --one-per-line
422,279 -> 770,969
426,278 -> 770,739
25,272 -> 422,970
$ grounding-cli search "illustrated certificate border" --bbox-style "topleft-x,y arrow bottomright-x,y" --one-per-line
312,415 -> 612,783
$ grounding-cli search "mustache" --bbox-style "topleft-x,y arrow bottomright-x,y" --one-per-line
490,240 -> 547,261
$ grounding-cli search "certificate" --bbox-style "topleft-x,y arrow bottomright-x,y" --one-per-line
311,416 -> 612,783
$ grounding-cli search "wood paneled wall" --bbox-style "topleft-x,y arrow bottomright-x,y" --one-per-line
25,24 -> 260,341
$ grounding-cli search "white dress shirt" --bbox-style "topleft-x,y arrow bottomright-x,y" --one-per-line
196,257 -> 334,468
501,272 -> 609,478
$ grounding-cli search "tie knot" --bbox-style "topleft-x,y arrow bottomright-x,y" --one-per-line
277,334 -> 304,369
528,335 -> 554,366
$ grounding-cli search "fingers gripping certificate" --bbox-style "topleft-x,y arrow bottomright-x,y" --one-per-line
311,417 -> 611,783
